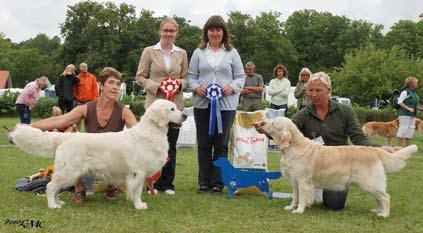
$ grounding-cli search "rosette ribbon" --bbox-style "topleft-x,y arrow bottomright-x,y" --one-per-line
206,83 -> 223,138
160,77 -> 180,101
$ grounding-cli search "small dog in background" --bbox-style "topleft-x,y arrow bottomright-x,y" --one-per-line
362,119 -> 399,146
363,118 -> 422,146
415,118 -> 423,133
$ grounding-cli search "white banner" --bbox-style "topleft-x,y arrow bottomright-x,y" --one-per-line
176,107 -> 196,148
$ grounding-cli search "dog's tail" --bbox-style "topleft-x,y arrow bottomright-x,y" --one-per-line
381,145 -> 418,173
265,171 -> 282,180
11,125 -> 74,158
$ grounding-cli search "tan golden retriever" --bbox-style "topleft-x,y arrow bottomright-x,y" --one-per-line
417,118 -> 423,132
257,117 -> 418,217
363,118 -> 422,145
362,119 -> 399,146
11,99 -> 187,210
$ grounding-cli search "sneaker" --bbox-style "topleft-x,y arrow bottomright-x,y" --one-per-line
211,187 -> 223,195
197,186 -> 210,194
164,189 -> 176,195
147,189 -> 159,195
104,186 -> 118,200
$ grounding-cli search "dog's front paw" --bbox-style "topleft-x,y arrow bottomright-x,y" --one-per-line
57,201 -> 66,207
292,205 -> 305,214
284,205 -> 297,211
376,212 -> 389,218
48,203 -> 62,209
371,208 -> 381,214
134,201 -> 148,210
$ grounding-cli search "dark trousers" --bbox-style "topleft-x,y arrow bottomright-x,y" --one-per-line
154,127 -> 180,191
194,107 -> 236,189
16,104 -> 31,124
58,99 -> 74,114
323,189 -> 348,210
269,103 -> 288,113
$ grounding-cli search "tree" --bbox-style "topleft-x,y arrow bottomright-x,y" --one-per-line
0,34 -> 62,87
172,16 -> 202,59
59,1 -> 145,74
228,11 -> 298,84
384,19 -> 423,58
284,10 -> 383,76
19,34 -> 61,55
331,44 -> 423,105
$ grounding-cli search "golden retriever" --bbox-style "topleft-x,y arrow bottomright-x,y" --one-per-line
417,118 -> 423,133
362,119 -> 399,146
363,118 -> 422,145
257,117 -> 417,217
11,99 -> 187,210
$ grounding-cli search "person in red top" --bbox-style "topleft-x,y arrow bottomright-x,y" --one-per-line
74,62 -> 98,105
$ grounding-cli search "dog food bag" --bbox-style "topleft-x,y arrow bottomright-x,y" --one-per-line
232,110 -> 268,170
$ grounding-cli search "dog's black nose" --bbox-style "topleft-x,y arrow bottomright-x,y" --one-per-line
182,112 -> 188,120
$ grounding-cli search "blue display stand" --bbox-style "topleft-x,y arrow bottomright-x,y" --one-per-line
213,157 -> 282,199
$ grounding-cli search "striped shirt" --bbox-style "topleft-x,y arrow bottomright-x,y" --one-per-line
16,81 -> 41,109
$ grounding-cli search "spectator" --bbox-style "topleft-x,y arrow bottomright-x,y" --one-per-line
268,64 -> 290,113
397,76 -> 420,147
15,76 -> 50,124
74,62 -> 98,105
55,64 -> 79,113
294,67 -> 312,110
240,61 -> 264,111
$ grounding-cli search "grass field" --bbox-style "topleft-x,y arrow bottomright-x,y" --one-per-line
1,117 -> 423,233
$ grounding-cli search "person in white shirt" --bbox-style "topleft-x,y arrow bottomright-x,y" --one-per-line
268,64 -> 291,113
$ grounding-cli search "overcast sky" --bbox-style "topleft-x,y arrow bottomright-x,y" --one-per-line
0,0 -> 422,43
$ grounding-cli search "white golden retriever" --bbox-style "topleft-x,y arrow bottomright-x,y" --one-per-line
11,99 -> 187,210
257,117 -> 417,217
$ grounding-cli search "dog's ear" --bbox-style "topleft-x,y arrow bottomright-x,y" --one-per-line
277,131 -> 291,149
148,107 -> 169,128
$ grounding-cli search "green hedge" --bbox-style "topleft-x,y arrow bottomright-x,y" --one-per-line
352,105 -> 397,123
2,93 -> 422,122
0,91 -> 18,117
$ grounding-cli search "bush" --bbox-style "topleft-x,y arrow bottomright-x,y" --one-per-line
352,105 -> 397,124
0,91 -> 18,116
33,98 -> 58,118
119,95 -> 146,117
286,106 -> 299,118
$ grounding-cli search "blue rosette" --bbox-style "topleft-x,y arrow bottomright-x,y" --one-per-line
206,83 -> 223,138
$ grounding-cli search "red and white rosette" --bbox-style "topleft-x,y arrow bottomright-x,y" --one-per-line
160,77 -> 180,101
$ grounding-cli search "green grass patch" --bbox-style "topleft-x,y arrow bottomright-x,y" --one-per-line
1,117 -> 423,232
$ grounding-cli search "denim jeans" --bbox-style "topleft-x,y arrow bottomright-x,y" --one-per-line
16,104 -> 31,124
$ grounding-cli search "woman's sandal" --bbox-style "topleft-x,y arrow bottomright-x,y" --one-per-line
72,191 -> 86,204
104,186 -> 118,200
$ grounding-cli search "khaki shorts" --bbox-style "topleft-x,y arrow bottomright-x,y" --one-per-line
397,116 -> 416,138
240,97 -> 262,112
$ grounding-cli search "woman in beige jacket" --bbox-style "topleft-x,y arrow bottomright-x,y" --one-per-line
135,17 -> 188,195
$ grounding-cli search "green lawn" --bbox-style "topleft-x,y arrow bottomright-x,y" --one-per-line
1,117 -> 423,232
